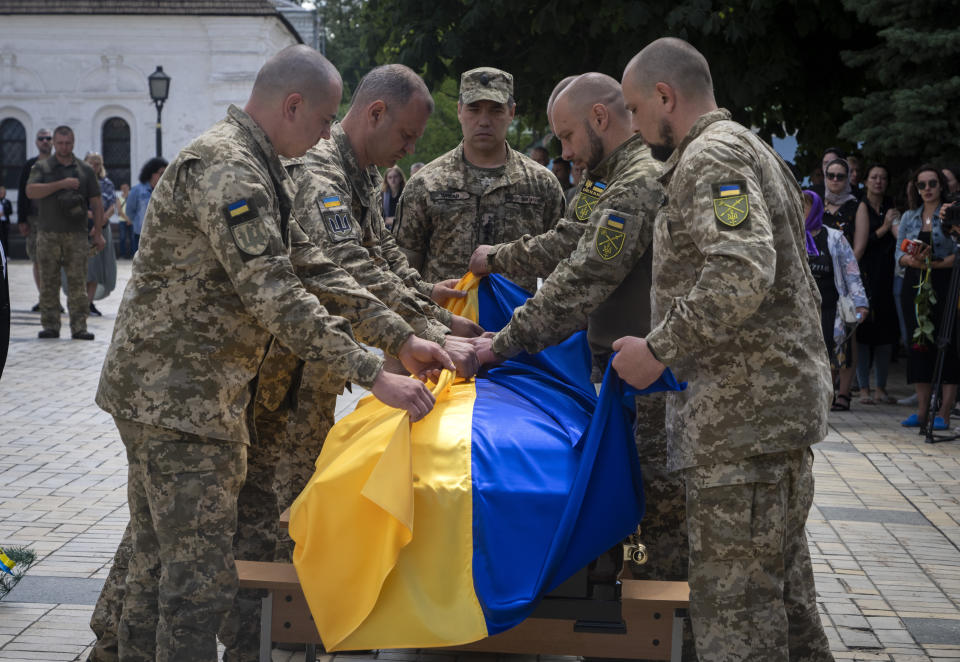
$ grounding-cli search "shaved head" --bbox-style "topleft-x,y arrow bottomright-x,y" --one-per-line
350,64 -> 434,113
624,37 -> 714,102
546,75 -> 578,120
251,44 -> 341,105
554,72 -> 627,122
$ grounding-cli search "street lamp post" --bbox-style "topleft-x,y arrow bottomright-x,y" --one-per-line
148,66 -> 171,158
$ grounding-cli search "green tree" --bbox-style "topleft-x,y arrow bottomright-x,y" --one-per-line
358,0 -> 877,173
839,0 -> 960,175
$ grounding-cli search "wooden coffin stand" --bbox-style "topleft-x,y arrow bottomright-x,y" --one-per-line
237,511 -> 689,662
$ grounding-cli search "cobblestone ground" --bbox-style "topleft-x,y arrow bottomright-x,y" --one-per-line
1,258 -> 959,661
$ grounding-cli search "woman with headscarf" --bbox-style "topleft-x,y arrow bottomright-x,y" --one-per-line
81,152 -> 117,315
804,190 -> 869,411
895,165 -> 959,429
822,158 -> 866,251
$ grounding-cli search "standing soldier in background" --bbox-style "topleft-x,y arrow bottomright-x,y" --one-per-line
394,67 -> 565,292
90,45 -> 452,662
470,73 -> 693,660
26,125 -> 105,340
617,37 -> 834,662
278,62 -> 482,559
17,128 -> 52,310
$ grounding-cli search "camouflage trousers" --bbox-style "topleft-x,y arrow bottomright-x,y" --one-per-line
36,230 -> 87,334
630,393 -> 697,662
113,417 -> 246,662
25,224 -> 37,260
87,526 -> 132,662
220,388 -> 335,662
275,387 -> 337,559
684,447 -> 834,662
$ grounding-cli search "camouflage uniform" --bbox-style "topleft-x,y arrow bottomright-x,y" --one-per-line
94,105 -> 415,662
647,109 -> 833,662
394,68 -> 565,293
484,136 -> 693,659
266,123 -> 455,556
27,154 -> 99,335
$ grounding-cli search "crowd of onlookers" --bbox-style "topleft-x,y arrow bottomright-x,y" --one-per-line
799,147 -> 960,429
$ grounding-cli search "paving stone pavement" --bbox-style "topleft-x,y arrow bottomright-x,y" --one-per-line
1,258 -> 959,661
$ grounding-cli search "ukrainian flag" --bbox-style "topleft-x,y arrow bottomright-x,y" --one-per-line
289,274 -> 684,650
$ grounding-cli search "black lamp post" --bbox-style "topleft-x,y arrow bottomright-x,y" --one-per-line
148,66 -> 171,158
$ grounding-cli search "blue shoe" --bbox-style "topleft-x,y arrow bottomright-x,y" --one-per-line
901,414 -> 920,427
933,416 -> 948,431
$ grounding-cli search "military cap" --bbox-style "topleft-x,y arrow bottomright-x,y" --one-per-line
460,67 -> 514,105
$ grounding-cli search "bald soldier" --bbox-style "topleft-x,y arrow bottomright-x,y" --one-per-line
394,67 -> 565,292
277,64 -> 482,556
616,38 -> 834,661
468,75 -> 693,659
92,46 -> 453,662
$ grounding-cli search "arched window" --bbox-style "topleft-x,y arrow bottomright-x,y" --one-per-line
0,118 -> 26,190
101,117 -> 130,187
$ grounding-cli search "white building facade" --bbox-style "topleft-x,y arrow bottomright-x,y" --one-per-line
0,0 -> 310,219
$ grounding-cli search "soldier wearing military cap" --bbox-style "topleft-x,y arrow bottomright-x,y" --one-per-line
394,67 -> 565,293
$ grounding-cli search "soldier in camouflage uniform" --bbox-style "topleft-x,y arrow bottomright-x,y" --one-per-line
470,73 -> 693,661
276,64 -> 482,558
394,67 -> 565,292
91,46 -> 452,662
618,38 -> 834,662
26,125 -> 105,339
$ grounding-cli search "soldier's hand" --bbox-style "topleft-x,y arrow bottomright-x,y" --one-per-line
469,245 -> 493,276
17,223 -> 30,237
472,336 -> 506,367
431,279 -> 467,305
449,314 -> 483,338
442,338 -> 480,378
397,334 -> 456,381
370,370 -> 436,422
611,336 -> 664,390
61,177 -> 80,191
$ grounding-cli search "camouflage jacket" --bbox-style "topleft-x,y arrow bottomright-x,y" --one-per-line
646,109 -> 831,471
96,105 -> 415,444
285,123 -> 452,345
490,136 -> 663,378
394,142 -> 565,292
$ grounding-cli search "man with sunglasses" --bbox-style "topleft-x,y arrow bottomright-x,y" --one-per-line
16,128 -> 53,310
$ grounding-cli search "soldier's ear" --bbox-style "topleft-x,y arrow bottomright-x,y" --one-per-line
654,82 -> 676,113
592,104 -> 609,131
282,93 -> 305,122
368,100 -> 387,127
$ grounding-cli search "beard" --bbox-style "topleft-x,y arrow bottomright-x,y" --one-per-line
583,121 -> 606,171
647,118 -> 676,162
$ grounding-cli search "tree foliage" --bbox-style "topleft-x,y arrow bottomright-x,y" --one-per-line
356,0 -> 878,173
839,0 -> 960,174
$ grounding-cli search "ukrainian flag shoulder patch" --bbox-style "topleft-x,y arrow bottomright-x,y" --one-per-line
323,196 -> 343,208
228,199 -> 250,217
711,180 -> 749,228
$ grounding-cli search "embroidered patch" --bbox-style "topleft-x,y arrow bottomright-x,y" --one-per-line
316,196 -> 355,243
595,213 -> 626,261
505,193 -> 543,205
712,181 -> 749,228
224,199 -> 270,258
575,179 -> 607,221
429,190 -> 470,202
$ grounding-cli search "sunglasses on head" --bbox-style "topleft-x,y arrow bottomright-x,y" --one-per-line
826,171 -> 847,181
37,136 -> 52,141
916,179 -> 939,191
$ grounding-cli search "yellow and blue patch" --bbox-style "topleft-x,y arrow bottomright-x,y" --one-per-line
228,199 -> 250,218
712,180 -> 750,229
595,213 -> 626,260
322,195 -> 342,208
575,179 -> 607,221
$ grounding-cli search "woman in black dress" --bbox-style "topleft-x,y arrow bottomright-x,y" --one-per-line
855,165 -> 900,404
